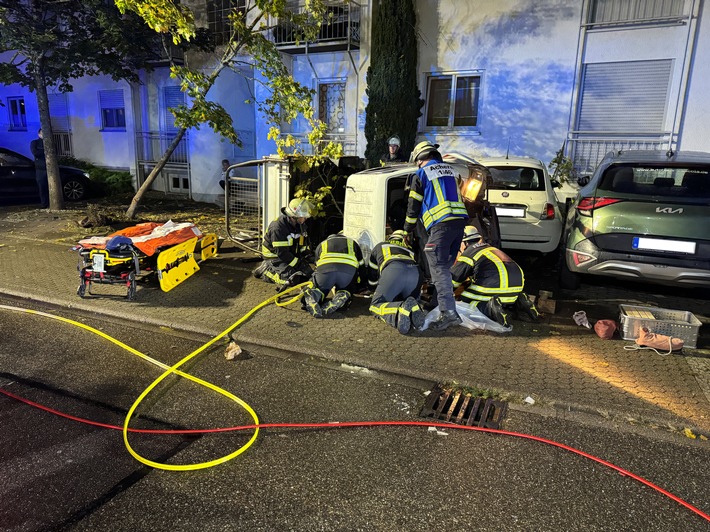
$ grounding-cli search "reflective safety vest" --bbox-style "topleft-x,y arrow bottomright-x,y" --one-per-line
406,161 -> 468,231
315,235 -> 364,269
367,242 -> 417,286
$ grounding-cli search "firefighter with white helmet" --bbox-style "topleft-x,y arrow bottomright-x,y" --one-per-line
451,226 -> 539,327
253,197 -> 314,289
302,233 -> 366,318
380,135 -> 406,164
402,141 -> 468,330
367,230 -> 426,335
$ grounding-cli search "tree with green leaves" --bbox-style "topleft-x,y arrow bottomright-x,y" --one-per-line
364,0 -> 423,167
117,0 -> 342,219
0,0 -> 160,210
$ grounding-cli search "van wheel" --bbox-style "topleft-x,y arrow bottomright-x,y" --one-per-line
558,252 -> 581,290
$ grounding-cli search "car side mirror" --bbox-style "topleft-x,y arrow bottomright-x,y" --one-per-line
577,176 -> 590,186
550,179 -> 562,189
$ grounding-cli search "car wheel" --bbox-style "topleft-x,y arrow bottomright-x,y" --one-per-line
558,250 -> 581,290
63,179 -> 86,201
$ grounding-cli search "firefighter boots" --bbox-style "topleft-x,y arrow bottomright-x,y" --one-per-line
428,309 -> 462,331
515,292 -> 540,321
403,296 -> 426,330
302,287 -> 324,318
484,296 -> 509,327
322,290 -> 351,316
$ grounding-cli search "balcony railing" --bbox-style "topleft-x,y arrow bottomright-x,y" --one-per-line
271,1 -> 361,53
567,132 -> 673,175
278,133 -> 357,157
135,131 -> 189,165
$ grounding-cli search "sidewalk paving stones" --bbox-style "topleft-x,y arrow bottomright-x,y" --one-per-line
0,208 -> 708,435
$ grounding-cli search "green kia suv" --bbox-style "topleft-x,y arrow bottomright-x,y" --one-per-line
559,150 -> 710,289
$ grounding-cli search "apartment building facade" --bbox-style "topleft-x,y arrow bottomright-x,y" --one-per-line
1,0 -> 707,204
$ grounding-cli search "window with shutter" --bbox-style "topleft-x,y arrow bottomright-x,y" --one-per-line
577,60 -> 672,133
163,86 -> 185,132
99,89 -> 126,130
48,93 -> 70,132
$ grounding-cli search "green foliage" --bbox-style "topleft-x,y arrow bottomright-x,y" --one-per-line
364,0 -> 423,167
548,147 -> 577,183
0,0 -> 160,92
58,157 -> 134,195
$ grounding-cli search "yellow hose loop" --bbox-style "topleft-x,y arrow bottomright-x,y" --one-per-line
275,280 -> 312,307
0,283 -> 306,471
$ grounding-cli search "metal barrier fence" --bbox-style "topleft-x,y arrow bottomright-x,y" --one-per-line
225,174 -> 262,254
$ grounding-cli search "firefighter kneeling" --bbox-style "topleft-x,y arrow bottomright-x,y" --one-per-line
302,234 -> 366,318
368,230 -> 426,334
451,226 -> 539,327
253,198 -> 314,290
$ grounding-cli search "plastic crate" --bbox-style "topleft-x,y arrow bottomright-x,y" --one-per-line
619,304 -> 702,349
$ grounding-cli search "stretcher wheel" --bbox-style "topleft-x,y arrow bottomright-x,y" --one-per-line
77,283 -> 86,298
126,272 -> 137,300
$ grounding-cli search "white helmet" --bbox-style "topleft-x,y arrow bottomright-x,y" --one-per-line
409,141 -> 439,163
285,198 -> 313,218
388,136 -> 401,147
462,225 -> 482,243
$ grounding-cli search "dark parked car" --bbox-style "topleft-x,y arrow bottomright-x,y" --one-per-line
560,149 -> 710,289
0,147 -> 92,205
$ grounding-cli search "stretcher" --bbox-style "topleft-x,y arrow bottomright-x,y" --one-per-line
74,221 -> 218,300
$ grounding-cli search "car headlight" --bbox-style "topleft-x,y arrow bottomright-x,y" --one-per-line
83,172 -> 90,178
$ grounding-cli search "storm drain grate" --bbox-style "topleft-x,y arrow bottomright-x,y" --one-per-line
420,384 -> 508,429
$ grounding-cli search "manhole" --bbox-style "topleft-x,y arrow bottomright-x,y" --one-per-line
420,384 -> 508,429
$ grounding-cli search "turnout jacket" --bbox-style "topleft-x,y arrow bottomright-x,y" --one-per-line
403,159 -> 468,233
367,241 -> 418,287
315,234 -> 366,278
451,242 -> 524,303
261,209 -> 309,268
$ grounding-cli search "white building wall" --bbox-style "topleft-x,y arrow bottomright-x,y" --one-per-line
413,0 -> 582,165
678,0 -> 710,150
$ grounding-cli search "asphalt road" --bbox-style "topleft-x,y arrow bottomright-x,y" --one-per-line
0,298 -> 708,531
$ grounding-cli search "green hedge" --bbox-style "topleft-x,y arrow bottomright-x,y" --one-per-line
59,156 -> 134,195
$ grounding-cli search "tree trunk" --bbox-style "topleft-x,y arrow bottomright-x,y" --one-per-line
33,64 -> 65,210
125,128 -> 187,219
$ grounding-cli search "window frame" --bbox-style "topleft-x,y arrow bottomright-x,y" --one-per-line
98,89 -> 126,131
423,70 -> 483,131
585,0 -> 686,28
7,96 -> 27,131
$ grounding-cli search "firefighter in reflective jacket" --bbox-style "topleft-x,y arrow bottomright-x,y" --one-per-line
302,234 -> 366,318
253,198 -> 314,289
403,141 -> 469,331
451,226 -> 539,327
367,231 -> 426,334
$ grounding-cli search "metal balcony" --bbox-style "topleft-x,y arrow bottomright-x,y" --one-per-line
271,1 -> 361,54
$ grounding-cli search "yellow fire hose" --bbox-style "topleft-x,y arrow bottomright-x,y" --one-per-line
0,281 -> 310,472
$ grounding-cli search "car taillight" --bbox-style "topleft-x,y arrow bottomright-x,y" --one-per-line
576,197 -> 623,217
571,250 -> 595,266
540,202 -> 556,220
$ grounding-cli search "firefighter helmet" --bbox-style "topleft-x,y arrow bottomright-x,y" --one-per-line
388,136 -> 401,147
462,225 -> 482,243
387,230 -> 410,247
285,198 -> 313,218
409,141 -> 439,163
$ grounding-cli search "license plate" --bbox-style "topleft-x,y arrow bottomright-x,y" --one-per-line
495,206 -> 525,218
92,254 -> 105,272
632,237 -> 696,254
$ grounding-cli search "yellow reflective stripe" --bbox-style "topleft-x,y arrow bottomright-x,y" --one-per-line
288,257 -> 299,267
461,291 -> 490,301
272,239 -> 292,247
317,254 -> 359,268
381,245 -> 415,270
405,216 -> 418,225
369,303 -> 400,315
457,255 -> 474,267
408,190 -> 423,202
432,177 -> 446,206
